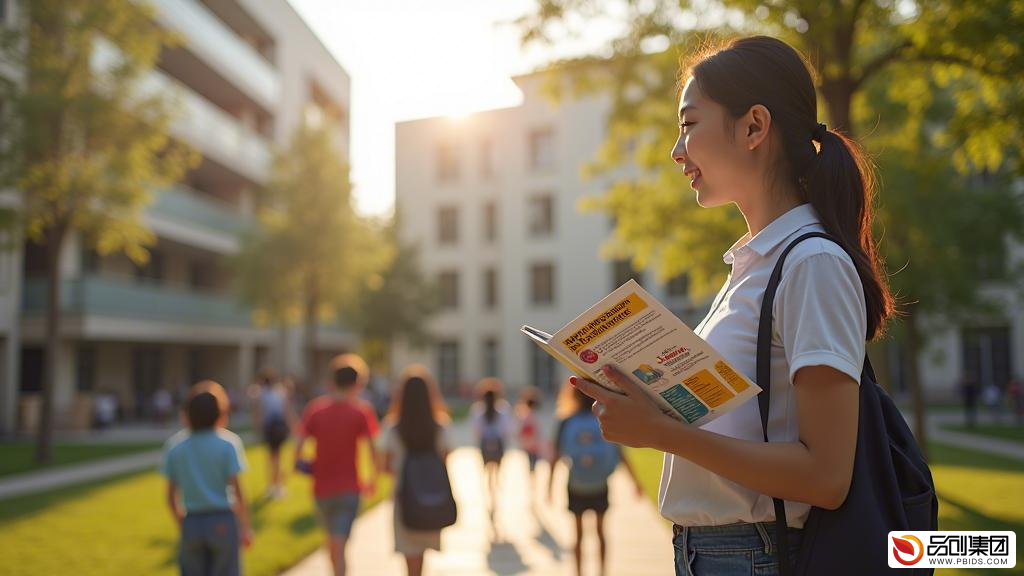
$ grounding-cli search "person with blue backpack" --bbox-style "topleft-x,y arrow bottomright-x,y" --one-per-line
568,36 -> 937,576
381,365 -> 456,576
549,382 -> 644,576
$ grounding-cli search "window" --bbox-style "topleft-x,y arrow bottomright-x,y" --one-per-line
530,343 -> 557,393
483,267 -> 498,309
134,249 -> 164,284
132,347 -> 163,418
482,337 -> 499,378
188,348 -> 205,385
666,273 -> 690,298
482,201 -> 497,243
530,262 -> 555,305
479,137 -> 494,179
437,141 -> 459,182
611,258 -> 644,289
20,348 -> 43,393
189,261 -> 213,290
527,194 -> 555,237
437,340 -> 460,393
438,270 -> 459,310
76,345 -> 97,392
961,326 -> 1012,390
437,206 -> 458,245
528,127 -> 555,171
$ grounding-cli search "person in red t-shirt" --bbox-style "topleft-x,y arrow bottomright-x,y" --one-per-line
294,353 -> 379,576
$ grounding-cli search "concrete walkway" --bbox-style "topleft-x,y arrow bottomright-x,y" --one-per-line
926,411 -> 1024,461
284,448 -> 674,576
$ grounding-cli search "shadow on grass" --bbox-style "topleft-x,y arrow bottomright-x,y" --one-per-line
487,540 -> 529,575
928,442 -> 1024,474
289,513 -> 318,535
0,468 -> 152,523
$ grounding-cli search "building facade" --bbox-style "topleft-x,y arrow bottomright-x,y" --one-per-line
0,0 -> 354,435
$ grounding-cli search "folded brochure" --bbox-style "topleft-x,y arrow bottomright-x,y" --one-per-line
521,279 -> 760,427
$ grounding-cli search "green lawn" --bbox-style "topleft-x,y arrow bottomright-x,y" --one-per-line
945,424 -> 1024,445
0,441 -> 164,478
625,443 -> 1024,575
0,439 -> 390,576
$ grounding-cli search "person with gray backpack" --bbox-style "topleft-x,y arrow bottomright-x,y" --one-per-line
381,366 -> 455,576
549,382 -> 644,576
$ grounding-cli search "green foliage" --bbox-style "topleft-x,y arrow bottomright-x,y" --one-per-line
0,0 -> 197,261
235,121 -> 387,327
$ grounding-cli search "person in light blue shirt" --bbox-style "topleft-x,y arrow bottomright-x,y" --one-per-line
162,381 -> 252,576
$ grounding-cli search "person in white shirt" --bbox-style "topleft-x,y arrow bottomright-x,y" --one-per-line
569,35 -> 896,575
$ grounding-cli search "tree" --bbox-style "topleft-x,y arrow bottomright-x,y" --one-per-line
0,0 -> 196,463
517,0 -> 1024,452
343,220 -> 438,373
235,120 -> 386,393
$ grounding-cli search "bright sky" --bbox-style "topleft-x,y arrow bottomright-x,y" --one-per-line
287,0 -> 626,218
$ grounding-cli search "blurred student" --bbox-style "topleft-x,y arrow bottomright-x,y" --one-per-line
516,386 -> 546,491
294,354 -> 380,576
549,381 -> 643,576
381,366 -> 456,576
251,368 -> 295,499
471,378 -> 511,516
162,381 -> 252,576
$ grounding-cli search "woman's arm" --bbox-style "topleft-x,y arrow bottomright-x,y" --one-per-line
229,476 -> 253,548
574,364 -> 859,510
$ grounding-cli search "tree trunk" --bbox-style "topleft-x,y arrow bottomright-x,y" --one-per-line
821,81 -> 855,139
36,226 -> 67,465
903,311 -> 930,461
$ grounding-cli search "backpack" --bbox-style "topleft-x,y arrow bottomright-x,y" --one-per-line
479,414 -> 505,462
560,413 -> 620,493
758,232 -> 938,576
398,433 -> 458,531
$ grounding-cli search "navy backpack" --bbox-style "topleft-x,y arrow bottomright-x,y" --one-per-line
758,232 -> 938,575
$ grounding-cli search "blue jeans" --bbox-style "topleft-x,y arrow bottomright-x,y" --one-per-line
180,510 -> 239,576
673,522 -> 803,576
316,492 -> 361,537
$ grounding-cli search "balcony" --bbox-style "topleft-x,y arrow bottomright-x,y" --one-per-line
146,186 -> 253,253
142,70 -> 271,183
21,276 -> 255,328
146,0 -> 281,111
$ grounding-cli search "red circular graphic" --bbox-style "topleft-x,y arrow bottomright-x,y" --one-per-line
580,349 -> 599,364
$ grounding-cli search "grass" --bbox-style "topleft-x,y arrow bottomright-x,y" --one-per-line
624,443 -> 1024,575
944,423 -> 1024,445
0,441 -> 165,478
0,438 -> 390,576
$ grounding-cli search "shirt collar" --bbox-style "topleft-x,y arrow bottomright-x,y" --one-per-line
722,203 -> 820,264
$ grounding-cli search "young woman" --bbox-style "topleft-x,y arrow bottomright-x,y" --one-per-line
251,368 -> 295,499
381,366 -> 452,576
470,378 -> 511,518
570,36 -> 894,575
515,386 -> 545,491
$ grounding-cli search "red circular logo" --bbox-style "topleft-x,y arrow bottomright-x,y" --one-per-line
580,349 -> 599,364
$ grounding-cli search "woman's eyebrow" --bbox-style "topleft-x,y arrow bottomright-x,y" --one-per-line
678,105 -> 697,119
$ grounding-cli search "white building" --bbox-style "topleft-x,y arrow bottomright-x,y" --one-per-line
393,72 -> 699,397
394,69 -> 1024,402
0,0 -> 354,435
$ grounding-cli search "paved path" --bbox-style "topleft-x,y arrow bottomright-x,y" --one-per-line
284,448 -> 674,576
925,411 -> 1024,460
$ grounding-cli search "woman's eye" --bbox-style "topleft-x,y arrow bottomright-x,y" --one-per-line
679,121 -> 695,131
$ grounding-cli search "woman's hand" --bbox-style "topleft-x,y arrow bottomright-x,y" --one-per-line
570,364 -> 674,449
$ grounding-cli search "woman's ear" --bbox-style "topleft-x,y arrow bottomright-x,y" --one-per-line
743,104 -> 772,151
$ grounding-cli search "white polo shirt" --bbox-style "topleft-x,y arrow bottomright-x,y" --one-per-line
657,203 -> 866,528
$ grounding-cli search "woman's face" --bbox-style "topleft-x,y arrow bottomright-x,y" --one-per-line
671,78 -> 756,208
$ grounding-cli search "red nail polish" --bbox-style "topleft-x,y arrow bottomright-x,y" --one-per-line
569,376 -> 578,386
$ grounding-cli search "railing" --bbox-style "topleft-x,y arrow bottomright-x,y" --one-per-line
21,276 -> 255,327
148,185 -> 253,238
145,0 -> 281,110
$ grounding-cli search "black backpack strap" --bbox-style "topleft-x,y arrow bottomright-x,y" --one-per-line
757,231 -> 864,576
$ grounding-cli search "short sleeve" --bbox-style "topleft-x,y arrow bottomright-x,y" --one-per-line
223,432 -> 246,477
436,425 -> 451,454
774,251 -> 866,384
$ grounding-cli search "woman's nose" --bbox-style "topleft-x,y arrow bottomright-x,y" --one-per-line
671,139 -> 687,165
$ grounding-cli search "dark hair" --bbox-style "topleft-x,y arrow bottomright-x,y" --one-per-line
483,390 -> 497,423
685,36 -> 894,340
187,391 -> 220,431
397,376 -> 439,452
330,353 -> 368,390
334,367 -> 359,388
257,367 -> 277,387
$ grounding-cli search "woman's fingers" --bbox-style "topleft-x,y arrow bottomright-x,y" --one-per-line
599,364 -> 645,398
569,375 -> 613,403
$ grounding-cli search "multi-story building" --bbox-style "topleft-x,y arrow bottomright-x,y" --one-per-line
393,72 -> 699,397
0,0 -> 354,435
394,70 -> 1024,402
